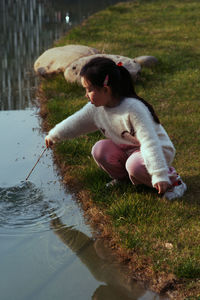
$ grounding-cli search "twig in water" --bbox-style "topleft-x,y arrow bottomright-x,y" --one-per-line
26,147 -> 47,181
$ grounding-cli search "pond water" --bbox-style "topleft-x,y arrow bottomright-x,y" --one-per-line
0,1 -> 169,299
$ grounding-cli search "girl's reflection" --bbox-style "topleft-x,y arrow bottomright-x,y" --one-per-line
50,217 -> 148,300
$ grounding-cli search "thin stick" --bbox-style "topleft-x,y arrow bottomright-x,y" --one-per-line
26,147 -> 47,181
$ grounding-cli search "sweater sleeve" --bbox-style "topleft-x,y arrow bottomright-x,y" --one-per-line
129,102 -> 170,186
47,102 -> 98,142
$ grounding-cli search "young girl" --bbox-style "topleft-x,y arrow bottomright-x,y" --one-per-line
45,57 -> 187,200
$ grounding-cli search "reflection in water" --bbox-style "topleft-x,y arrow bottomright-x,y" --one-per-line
0,0 -> 70,110
0,0 -> 128,111
51,217 -> 166,300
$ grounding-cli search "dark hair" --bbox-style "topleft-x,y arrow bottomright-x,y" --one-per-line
80,56 -> 160,124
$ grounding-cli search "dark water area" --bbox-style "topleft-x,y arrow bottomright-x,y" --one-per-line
1,0 -> 130,110
0,1 -> 169,299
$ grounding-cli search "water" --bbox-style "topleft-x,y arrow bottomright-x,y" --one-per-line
0,1 -> 169,299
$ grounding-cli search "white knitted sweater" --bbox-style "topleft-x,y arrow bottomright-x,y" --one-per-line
47,98 -> 176,186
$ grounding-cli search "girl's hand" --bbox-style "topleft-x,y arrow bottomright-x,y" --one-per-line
45,136 -> 54,148
154,181 -> 171,194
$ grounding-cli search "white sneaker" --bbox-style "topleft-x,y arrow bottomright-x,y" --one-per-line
106,179 -> 119,187
163,178 -> 187,200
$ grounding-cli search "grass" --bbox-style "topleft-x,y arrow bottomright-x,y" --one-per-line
39,0 -> 200,298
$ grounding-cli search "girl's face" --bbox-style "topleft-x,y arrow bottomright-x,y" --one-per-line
81,77 -> 115,107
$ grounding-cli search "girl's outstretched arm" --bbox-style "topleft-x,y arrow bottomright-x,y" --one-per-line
46,102 -> 98,144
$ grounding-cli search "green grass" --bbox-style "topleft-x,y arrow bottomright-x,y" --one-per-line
40,0 -> 200,298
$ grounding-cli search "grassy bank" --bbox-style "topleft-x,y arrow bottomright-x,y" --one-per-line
39,0 -> 200,298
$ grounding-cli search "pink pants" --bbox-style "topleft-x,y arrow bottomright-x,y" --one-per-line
91,139 -> 177,187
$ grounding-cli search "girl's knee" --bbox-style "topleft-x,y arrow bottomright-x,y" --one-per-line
127,162 -> 143,185
125,153 -> 152,187
126,153 -> 141,176
126,160 -> 142,179
91,140 -> 111,163
92,140 -> 102,160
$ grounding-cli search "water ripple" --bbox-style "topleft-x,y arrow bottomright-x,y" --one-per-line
0,181 -> 66,234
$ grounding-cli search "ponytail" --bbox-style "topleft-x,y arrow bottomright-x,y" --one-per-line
80,57 -> 160,124
117,64 -> 160,124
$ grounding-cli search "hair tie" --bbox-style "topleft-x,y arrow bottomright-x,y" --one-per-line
117,61 -> 123,67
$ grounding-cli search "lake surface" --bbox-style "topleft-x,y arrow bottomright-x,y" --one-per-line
0,1 -> 168,299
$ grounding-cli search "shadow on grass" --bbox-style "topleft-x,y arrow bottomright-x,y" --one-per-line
82,167 -> 159,206
181,175 -> 200,206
